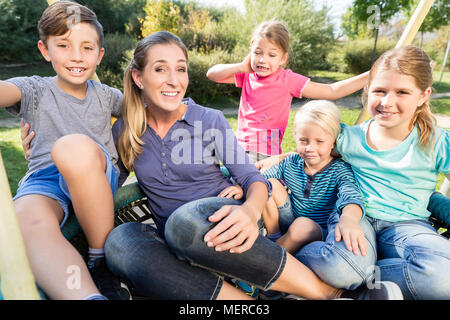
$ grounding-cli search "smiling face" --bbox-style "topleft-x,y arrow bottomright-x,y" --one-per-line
133,43 -> 189,114
367,69 -> 431,134
294,122 -> 335,173
250,36 -> 287,77
38,22 -> 104,95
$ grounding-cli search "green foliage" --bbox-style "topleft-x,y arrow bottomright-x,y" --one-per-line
80,0 -> 147,38
0,0 -> 47,63
140,0 -> 182,36
97,33 -> 137,91
351,0 -> 412,24
342,38 -> 396,74
404,0 -> 449,33
186,49 -> 242,105
341,7 -> 372,40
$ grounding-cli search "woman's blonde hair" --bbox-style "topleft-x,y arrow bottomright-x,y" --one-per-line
294,100 -> 342,141
363,45 -> 435,151
118,31 -> 188,170
251,20 -> 290,66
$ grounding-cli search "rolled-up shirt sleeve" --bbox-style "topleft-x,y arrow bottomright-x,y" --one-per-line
212,111 -> 272,197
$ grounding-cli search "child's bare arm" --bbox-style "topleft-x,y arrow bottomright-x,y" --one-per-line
206,55 -> 252,84
0,81 -> 21,108
302,71 -> 369,100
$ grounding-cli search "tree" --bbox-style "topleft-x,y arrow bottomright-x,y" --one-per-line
0,0 -> 48,63
140,0 -> 181,37
80,0 -> 147,38
403,0 -> 449,47
349,0 -> 413,65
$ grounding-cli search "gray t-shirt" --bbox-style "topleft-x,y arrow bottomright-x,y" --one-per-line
6,76 -> 122,182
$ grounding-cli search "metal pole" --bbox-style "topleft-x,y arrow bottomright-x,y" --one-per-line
355,0 -> 435,124
438,38 -> 450,87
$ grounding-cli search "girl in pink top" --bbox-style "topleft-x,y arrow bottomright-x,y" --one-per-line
207,21 -> 369,162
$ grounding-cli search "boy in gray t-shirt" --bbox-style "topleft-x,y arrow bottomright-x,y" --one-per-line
0,2 -> 128,300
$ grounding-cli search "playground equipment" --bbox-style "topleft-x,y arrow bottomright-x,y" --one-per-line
0,0 -> 448,300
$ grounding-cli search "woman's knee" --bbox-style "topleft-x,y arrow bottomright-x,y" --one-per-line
164,206 -> 209,254
51,134 -> 105,173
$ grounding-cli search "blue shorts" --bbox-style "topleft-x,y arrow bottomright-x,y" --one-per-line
13,145 -> 118,228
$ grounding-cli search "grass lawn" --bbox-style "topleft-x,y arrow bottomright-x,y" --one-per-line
0,127 -> 28,195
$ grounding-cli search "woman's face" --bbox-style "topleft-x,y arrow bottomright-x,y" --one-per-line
133,43 -> 188,113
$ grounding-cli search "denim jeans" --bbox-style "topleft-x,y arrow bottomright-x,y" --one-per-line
295,212 -> 378,291
105,197 -> 286,299
105,222 -> 223,299
367,217 -> 450,300
296,213 -> 450,299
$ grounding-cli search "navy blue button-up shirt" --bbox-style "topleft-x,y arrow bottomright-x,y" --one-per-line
112,98 -> 271,234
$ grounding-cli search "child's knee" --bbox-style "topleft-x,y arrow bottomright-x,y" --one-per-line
14,196 -> 63,234
288,217 -> 322,241
268,178 -> 287,206
51,134 -> 105,172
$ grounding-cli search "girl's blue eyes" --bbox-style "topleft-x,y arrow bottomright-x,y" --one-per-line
155,68 -> 187,72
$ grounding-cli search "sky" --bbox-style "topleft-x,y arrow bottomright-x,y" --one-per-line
193,0 -> 355,33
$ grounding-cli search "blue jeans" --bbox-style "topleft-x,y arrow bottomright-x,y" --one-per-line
367,217 -> 450,300
295,212 -> 377,291
105,197 -> 286,299
296,213 -> 450,299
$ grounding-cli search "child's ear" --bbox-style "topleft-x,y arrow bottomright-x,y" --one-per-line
418,87 -> 432,106
37,40 -> 51,62
96,47 -> 105,66
281,52 -> 288,67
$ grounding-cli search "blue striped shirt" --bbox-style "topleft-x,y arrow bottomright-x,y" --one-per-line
264,154 -> 365,229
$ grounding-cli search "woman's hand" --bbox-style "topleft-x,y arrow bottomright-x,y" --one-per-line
218,185 -> 244,200
203,202 -> 260,254
335,205 -> 367,256
20,119 -> 34,160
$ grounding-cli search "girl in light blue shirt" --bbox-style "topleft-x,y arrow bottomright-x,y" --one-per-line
258,45 -> 450,300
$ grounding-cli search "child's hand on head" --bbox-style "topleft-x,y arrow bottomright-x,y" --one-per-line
241,54 -> 253,74
218,185 -> 244,200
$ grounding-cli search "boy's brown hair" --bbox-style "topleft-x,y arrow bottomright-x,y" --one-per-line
38,1 -> 104,47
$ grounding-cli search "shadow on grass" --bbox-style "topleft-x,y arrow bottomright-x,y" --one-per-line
0,140 -> 28,197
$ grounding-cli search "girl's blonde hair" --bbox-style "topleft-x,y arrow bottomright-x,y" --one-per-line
363,45 -> 435,151
294,100 -> 342,141
251,20 -> 290,65
118,31 -> 188,170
